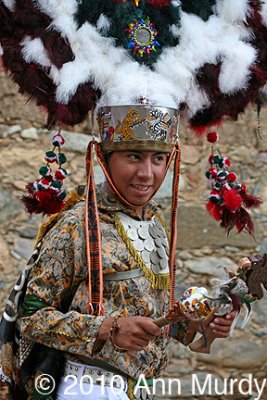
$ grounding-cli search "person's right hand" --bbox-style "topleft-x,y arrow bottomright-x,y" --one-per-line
97,316 -> 161,352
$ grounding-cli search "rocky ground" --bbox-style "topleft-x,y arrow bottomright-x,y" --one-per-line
0,71 -> 267,399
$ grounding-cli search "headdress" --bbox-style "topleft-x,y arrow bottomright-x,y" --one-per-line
1,0 -> 267,314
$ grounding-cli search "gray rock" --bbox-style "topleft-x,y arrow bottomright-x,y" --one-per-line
179,251 -> 193,261
13,237 -> 34,260
185,256 -> 236,277
21,127 -> 38,140
8,125 -> 21,135
175,204 -> 262,250
0,281 -> 7,290
196,337 -> 267,369
224,246 -> 240,253
16,225 -> 38,239
0,124 -> 21,137
0,185 -> 21,227
255,328 -> 267,336
11,250 -> 22,261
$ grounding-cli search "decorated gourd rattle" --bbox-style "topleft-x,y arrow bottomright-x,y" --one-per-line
154,254 -> 267,353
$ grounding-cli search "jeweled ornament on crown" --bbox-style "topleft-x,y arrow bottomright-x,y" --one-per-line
127,17 -> 160,57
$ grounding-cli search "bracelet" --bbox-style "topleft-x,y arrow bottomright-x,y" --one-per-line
109,315 -> 127,353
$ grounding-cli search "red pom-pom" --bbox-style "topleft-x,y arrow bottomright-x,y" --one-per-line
222,189 -> 242,212
21,183 -> 65,215
55,168 -> 67,180
241,184 -> 247,193
206,201 -> 222,221
207,131 -> 219,143
223,157 -> 231,167
52,133 -> 65,146
227,172 -> 237,182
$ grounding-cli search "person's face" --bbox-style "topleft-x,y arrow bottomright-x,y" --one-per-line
109,150 -> 168,207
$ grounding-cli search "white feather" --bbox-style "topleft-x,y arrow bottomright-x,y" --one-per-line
185,82 -> 210,118
215,0 -> 251,23
55,59 -> 93,103
171,0 -> 180,7
48,15 -> 78,38
0,43 -> 3,57
169,24 -> 180,38
36,0 -> 77,19
20,36 -> 51,67
219,42 -> 257,93
96,14 -> 111,34
101,64 -> 177,108
2,0 -> 15,11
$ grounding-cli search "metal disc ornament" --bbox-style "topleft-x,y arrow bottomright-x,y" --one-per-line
127,228 -> 139,241
138,226 -> 150,240
159,259 -> 167,270
148,225 -> 158,239
141,250 -> 151,264
133,239 -> 145,252
144,237 -> 154,251
151,263 -> 161,274
156,247 -> 166,259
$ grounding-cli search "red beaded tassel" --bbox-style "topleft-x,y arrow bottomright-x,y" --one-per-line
205,131 -> 262,236
22,129 -> 67,215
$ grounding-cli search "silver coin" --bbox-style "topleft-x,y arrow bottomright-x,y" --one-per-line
150,251 -> 160,265
141,250 -> 151,264
151,263 -> 161,274
159,258 -> 168,270
155,237 -> 164,247
133,238 -> 145,251
144,237 -> 154,252
148,225 -> 158,239
127,228 -> 138,241
162,239 -> 169,248
138,226 -> 150,240
155,218 -> 163,230
157,247 -> 166,259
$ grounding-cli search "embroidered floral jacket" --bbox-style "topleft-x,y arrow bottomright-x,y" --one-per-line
19,185 -> 194,380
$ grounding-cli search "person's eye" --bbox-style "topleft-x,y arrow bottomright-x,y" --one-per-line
128,153 -> 140,160
154,154 -> 165,163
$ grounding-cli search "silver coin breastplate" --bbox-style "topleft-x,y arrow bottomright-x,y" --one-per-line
117,212 -> 169,275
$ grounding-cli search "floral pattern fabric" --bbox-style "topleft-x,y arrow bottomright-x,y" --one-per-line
19,185 -> 193,380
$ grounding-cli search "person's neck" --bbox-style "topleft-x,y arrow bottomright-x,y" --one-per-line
101,181 -> 145,219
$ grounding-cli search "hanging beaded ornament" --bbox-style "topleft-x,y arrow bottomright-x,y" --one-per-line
205,131 -> 262,235
22,130 -> 67,215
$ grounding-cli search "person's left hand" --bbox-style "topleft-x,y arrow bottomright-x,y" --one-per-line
188,309 -> 238,339
207,310 -> 238,338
